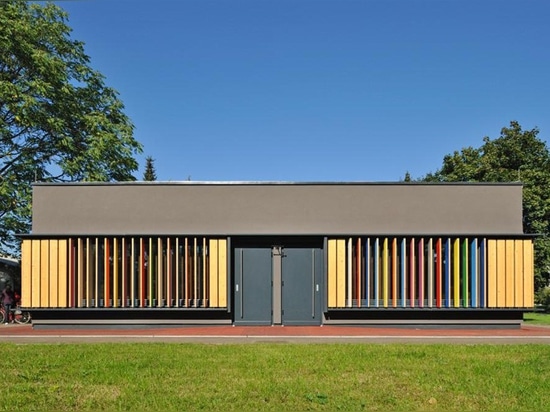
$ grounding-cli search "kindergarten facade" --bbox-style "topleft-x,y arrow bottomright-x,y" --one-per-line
20,182 -> 534,327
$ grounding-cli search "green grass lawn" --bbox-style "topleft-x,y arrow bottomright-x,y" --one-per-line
3,343 -> 549,411
523,311 -> 550,325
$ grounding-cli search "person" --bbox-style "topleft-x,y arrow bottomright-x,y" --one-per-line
1,284 -> 15,324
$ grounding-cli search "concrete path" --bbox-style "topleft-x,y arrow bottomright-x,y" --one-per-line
1,323 -> 550,344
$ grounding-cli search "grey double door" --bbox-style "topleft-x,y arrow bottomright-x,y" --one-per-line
234,247 -> 323,325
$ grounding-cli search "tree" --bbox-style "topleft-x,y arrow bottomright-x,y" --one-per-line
143,156 -> 157,181
422,121 -> 550,293
0,1 -> 142,255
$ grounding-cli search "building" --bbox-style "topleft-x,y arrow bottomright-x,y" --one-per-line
0,256 -> 20,292
20,181 -> 534,327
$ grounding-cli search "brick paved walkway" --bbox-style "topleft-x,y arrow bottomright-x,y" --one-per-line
1,323 -> 550,344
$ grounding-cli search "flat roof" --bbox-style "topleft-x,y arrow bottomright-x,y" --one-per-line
0,256 -> 19,266
32,181 -> 524,187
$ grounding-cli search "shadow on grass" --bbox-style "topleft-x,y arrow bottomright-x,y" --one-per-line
523,311 -> 550,325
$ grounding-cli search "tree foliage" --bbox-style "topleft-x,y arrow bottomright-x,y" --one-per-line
0,1 -> 142,255
143,156 -> 157,181
422,121 -> 550,292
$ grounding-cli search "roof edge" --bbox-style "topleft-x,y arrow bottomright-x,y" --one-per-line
31,181 -> 525,187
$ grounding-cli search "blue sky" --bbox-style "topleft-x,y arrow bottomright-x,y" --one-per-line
60,0 -> 550,182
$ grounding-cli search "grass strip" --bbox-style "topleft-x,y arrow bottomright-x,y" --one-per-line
523,312 -> 550,325
2,343 -> 549,411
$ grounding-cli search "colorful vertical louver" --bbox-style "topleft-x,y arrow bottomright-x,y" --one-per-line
327,237 -> 534,309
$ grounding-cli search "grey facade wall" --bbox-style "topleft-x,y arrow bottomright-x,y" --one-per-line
31,182 -> 524,236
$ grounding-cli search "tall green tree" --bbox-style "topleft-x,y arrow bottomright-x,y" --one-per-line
0,0 -> 142,255
143,156 -> 157,181
423,121 -> 550,292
